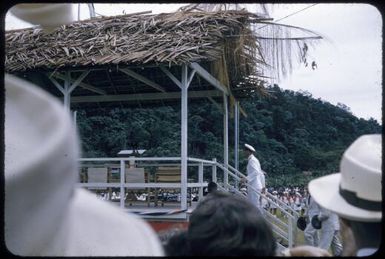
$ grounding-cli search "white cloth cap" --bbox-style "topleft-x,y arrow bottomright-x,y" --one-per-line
244,143 -> 255,152
4,74 -> 164,256
309,134 -> 382,222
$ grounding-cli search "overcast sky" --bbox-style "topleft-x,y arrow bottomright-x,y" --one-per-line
271,4 -> 382,124
5,3 -> 382,124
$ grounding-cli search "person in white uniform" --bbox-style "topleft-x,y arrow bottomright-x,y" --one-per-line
309,134 -> 382,256
317,207 -> 343,256
303,194 -> 320,247
241,144 -> 264,209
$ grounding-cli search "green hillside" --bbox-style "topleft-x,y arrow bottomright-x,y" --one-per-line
76,85 -> 381,187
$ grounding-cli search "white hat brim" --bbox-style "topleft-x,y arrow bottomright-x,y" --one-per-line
64,188 -> 164,256
308,173 -> 381,222
4,74 -> 164,256
244,144 -> 255,152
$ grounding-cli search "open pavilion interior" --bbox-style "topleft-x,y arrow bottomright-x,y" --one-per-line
5,4 -> 320,216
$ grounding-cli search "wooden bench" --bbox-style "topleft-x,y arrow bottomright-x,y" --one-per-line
124,167 -> 148,206
107,165 -> 149,206
86,167 -> 110,199
154,167 -> 192,207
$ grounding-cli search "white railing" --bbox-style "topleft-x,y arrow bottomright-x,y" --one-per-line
77,156 -> 298,248
77,157 -> 217,211
215,162 -> 299,248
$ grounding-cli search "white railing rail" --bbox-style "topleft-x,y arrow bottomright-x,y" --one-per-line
77,157 -> 217,211
227,164 -> 300,218
215,162 -> 298,248
77,156 -> 298,247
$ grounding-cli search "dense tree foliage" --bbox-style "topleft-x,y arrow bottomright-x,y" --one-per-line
76,85 -> 381,187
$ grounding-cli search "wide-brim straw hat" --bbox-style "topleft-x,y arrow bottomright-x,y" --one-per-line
4,74 -> 164,256
309,134 -> 382,222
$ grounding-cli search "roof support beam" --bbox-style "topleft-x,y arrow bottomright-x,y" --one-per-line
189,62 -> 228,95
68,70 -> 90,93
49,72 -> 106,95
48,71 -> 90,110
71,90 -> 222,103
119,68 -> 166,92
159,66 -> 196,90
187,69 -> 196,87
160,66 -> 182,88
48,76 -> 65,94
207,97 -> 223,112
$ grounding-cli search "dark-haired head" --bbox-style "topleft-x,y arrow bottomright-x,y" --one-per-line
207,181 -> 218,193
187,191 -> 276,256
164,230 -> 190,256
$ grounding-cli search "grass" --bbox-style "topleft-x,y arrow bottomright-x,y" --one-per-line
268,209 -> 306,247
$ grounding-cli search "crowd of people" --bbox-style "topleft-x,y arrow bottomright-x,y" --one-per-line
5,4 -> 382,257
161,136 -> 382,256
259,186 -> 307,214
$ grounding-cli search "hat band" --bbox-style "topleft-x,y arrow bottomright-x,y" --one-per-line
339,185 -> 381,212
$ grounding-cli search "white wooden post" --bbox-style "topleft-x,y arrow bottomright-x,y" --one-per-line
120,159 -> 125,208
234,101 -> 239,188
223,94 -> 229,189
180,64 -> 189,211
235,101 -> 239,170
198,162 -> 204,201
212,158 -> 217,183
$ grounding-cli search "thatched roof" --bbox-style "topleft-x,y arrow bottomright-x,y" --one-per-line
5,7 -> 323,102
6,10 -> 270,85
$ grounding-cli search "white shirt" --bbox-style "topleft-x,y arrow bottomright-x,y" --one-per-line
246,154 -> 264,191
305,195 -> 320,218
318,207 -> 340,231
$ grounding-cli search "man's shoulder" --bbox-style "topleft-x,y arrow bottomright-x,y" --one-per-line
250,155 -> 260,163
